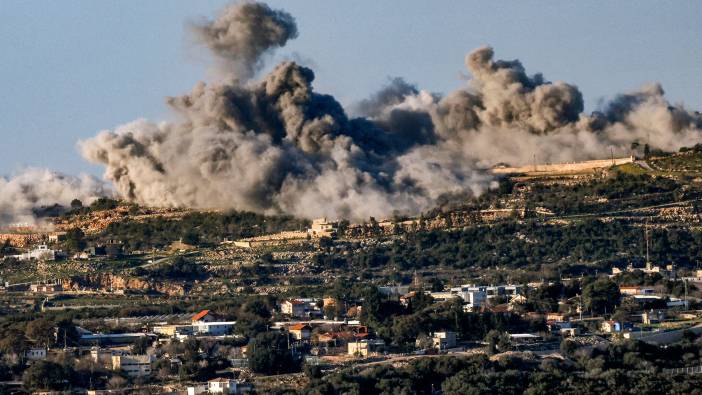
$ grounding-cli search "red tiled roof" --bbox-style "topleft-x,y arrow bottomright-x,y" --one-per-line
192,309 -> 210,322
289,323 -> 311,331
286,299 -> 305,305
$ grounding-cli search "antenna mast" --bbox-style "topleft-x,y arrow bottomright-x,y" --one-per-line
645,219 -> 651,270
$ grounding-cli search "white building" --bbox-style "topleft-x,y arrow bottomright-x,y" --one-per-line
187,384 -> 207,395
449,286 -> 487,311
25,348 -> 47,361
15,245 -> 56,261
112,354 -> 155,377
208,378 -> 252,394
193,321 -> 236,336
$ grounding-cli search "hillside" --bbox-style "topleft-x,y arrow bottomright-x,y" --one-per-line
3,153 -> 702,291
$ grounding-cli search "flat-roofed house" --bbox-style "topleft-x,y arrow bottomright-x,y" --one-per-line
281,300 -> 307,318
112,354 -> 155,377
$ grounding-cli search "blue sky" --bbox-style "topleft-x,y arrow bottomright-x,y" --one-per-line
1,0 -> 701,176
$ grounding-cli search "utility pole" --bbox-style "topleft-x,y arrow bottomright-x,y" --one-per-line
533,154 -> 537,172
645,219 -> 651,271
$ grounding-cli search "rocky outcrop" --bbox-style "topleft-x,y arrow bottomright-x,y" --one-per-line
62,273 -> 186,296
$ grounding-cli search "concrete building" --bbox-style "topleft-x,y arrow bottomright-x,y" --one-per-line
348,339 -> 385,357
642,310 -> 666,325
153,324 -> 195,338
288,323 -> 311,340
207,378 -> 252,394
620,286 -> 656,296
546,312 -> 568,322
91,348 -> 129,367
281,300 -> 307,318
186,384 -> 207,395
448,286 -> 487,311
427,291 -> 460,302
79,332 -> 154,346
308,218 -> 337,238
192,310 -> 217,323
112,354 -> 155,377
432,331 -> 457,350
47,232 -> 67,243
30,282 -> 62,293
193,321 -> 236,336
600,321 -> 622,333
25,348 -> 47,361
15,245 -> 57,261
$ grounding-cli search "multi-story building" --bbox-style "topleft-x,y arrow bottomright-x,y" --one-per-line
112,354 -> 155,378
281,300 -> 307,318
347,339 -> 385,357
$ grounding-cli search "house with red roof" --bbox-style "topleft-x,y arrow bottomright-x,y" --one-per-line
288,323 -> 311,340
192,309 -> 217,323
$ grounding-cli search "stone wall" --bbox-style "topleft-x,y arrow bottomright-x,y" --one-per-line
492,156 -> 634,175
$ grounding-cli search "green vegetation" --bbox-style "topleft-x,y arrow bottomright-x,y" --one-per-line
94,211 -> 309,250
335,219 -> 702,276
248,332 -> 299,374
527,172 -> 687,215
284,335 -> 702,395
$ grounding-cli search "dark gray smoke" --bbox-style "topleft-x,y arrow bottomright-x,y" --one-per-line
79,2 -> 702,220
190,0 -> 297,79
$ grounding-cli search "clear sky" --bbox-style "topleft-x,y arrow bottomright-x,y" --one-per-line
1,0 -> 701,177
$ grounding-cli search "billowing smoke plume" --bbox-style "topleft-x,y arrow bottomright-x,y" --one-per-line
190,0 -> 297,79
0,169 -> 112,226
385,47 -> 702,168
79,1 -> 702,220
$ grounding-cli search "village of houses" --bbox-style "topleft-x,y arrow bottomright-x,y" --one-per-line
9,263 -> 702,394
2,216 -> 702,393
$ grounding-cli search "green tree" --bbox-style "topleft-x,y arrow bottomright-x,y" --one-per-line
484,330 -> 511,356
64,228 -> 87,252
23,361 -> 69,391
560,339 -> 577,358
26,318 -> 55,348
248,332 -> 297,375
131,336 -> 151,355
0,329 -> 27,357
583,278 -> 620,314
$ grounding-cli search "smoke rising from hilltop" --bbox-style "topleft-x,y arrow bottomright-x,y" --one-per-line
78,1 -> 702,220
0,169 -> 112,227
190,1 -> 297,79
